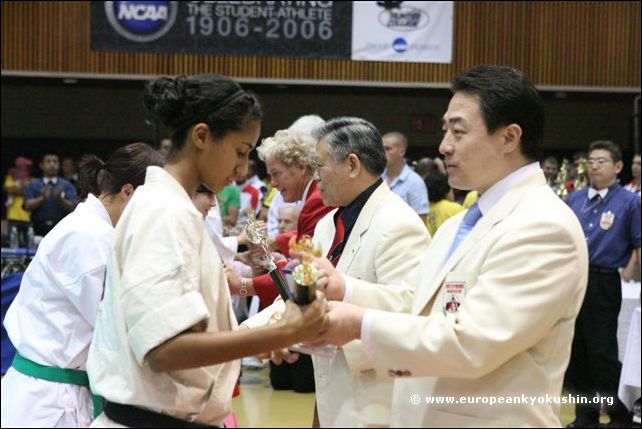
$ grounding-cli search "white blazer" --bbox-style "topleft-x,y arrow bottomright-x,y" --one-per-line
312,182 -> 430,428
347,172 -> 588,427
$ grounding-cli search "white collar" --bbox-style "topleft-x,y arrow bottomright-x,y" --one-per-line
301,178 -> 314,203
587,187 -> 609,200
81,193 -> 114,228
477,162 -> 542,216
43,177 -> 58,185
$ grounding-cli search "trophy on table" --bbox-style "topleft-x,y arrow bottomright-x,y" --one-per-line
554,158 -> 570,200
573,157 -> 589,191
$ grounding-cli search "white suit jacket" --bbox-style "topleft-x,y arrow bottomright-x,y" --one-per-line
312,182 -> 430,428
347,172 -> 588,427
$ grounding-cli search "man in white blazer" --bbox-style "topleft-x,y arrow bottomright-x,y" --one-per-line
309,117 -> 431,427
311,66 -> 589,427
244,118 -> 430,427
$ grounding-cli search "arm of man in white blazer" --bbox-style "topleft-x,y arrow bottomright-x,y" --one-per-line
356,220 -> 586,379
342,218 -> 430,373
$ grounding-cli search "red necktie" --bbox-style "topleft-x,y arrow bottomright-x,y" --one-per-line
328,211 -> 345,266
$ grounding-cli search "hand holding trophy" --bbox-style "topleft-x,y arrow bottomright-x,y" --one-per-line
244,210 -> 291,301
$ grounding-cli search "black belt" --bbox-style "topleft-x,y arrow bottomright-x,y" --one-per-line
103,401 -> 221,428
589,264 -> 619,274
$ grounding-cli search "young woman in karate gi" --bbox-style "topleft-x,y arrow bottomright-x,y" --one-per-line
86,74 -> 327,428
1,143 -> 164,427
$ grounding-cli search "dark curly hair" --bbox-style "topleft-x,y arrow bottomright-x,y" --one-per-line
143,74 -> 263,157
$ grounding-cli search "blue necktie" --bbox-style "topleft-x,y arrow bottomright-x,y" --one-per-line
446,202 -> 483,260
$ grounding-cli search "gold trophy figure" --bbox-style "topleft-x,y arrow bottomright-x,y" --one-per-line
288,235 -> 322,305
554,159 -> 569,200
573,157 -> 589,191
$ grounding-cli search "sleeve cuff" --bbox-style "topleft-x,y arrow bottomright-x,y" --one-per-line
360,309 -> 375,357
342,275 -> 353,303
127,291 -> 210,365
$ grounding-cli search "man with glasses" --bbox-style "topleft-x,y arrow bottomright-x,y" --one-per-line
565,140 -> 641,428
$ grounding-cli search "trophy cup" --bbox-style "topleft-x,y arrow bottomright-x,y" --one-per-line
244,211 -> 291,302
554,158 -> 569,200
573,157 -> 589,191
288,235 -> 322,305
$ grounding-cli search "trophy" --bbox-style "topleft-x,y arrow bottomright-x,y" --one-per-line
573,157 -> 589,191
244,211 -> 291,302
554,158 -> 569,200
288,235 -> 322,305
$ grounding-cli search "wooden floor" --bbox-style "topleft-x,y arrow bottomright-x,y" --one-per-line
232,365 -> 582,428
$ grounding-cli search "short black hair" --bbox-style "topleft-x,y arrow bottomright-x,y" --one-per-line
452,65 -> 545,161
425,172 -> 450,202
588,140 -> 622,163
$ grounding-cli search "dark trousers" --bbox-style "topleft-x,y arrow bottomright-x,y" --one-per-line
565,270 -> 630,423
269,353 -> 315,393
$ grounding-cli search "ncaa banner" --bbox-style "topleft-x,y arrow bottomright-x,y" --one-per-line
91,1 -> 352,59
91,1 -> 453,63
351,1 -> 453,63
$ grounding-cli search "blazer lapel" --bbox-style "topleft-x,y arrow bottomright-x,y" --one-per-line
413,173 -> 547,314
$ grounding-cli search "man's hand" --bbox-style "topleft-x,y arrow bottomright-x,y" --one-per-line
313,256 -> 346,300
280,290 -> 328,344
306,301 -> 364,348
42,184 -> 52,199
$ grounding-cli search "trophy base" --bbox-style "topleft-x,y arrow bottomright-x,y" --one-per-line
288,343 -> 336,358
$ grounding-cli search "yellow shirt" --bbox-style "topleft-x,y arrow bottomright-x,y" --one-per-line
4,174 -> 31,222
427,199 -> 464,236
463,190 -> 479,208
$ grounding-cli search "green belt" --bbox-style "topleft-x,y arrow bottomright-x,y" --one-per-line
11,351 -> 103,418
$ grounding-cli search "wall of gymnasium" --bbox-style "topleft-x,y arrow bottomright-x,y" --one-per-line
1,1 -> 640,169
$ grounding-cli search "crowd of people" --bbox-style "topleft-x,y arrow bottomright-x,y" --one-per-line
1,65 -> 640,428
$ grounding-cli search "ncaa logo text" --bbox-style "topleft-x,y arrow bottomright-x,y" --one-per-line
105,1 -> 177,43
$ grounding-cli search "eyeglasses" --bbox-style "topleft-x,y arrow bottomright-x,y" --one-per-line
586,158 -> 612,166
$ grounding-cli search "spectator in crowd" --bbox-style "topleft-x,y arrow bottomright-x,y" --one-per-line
565,151 -> 588,193
192,184 -> 217,219
61,156 -> 79,190
624,152 -> 640,196
237,159 -> 267,224
1,143 -> 164,428
23,152 -> 77,236
277,205 -> 299,235
157,137 -> 173,158
565,140 -> 641,428
433,156 -> 447,175
622,152 -> 641,281
381,131 -> 429,223
413,157 -> 439,180
4,156 -> 33,243
541,155 -> 559,186
218,184 -> 241,227
424,172 -> 464,236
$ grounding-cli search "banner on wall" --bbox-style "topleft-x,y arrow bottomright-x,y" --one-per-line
91,1 -> 453,64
